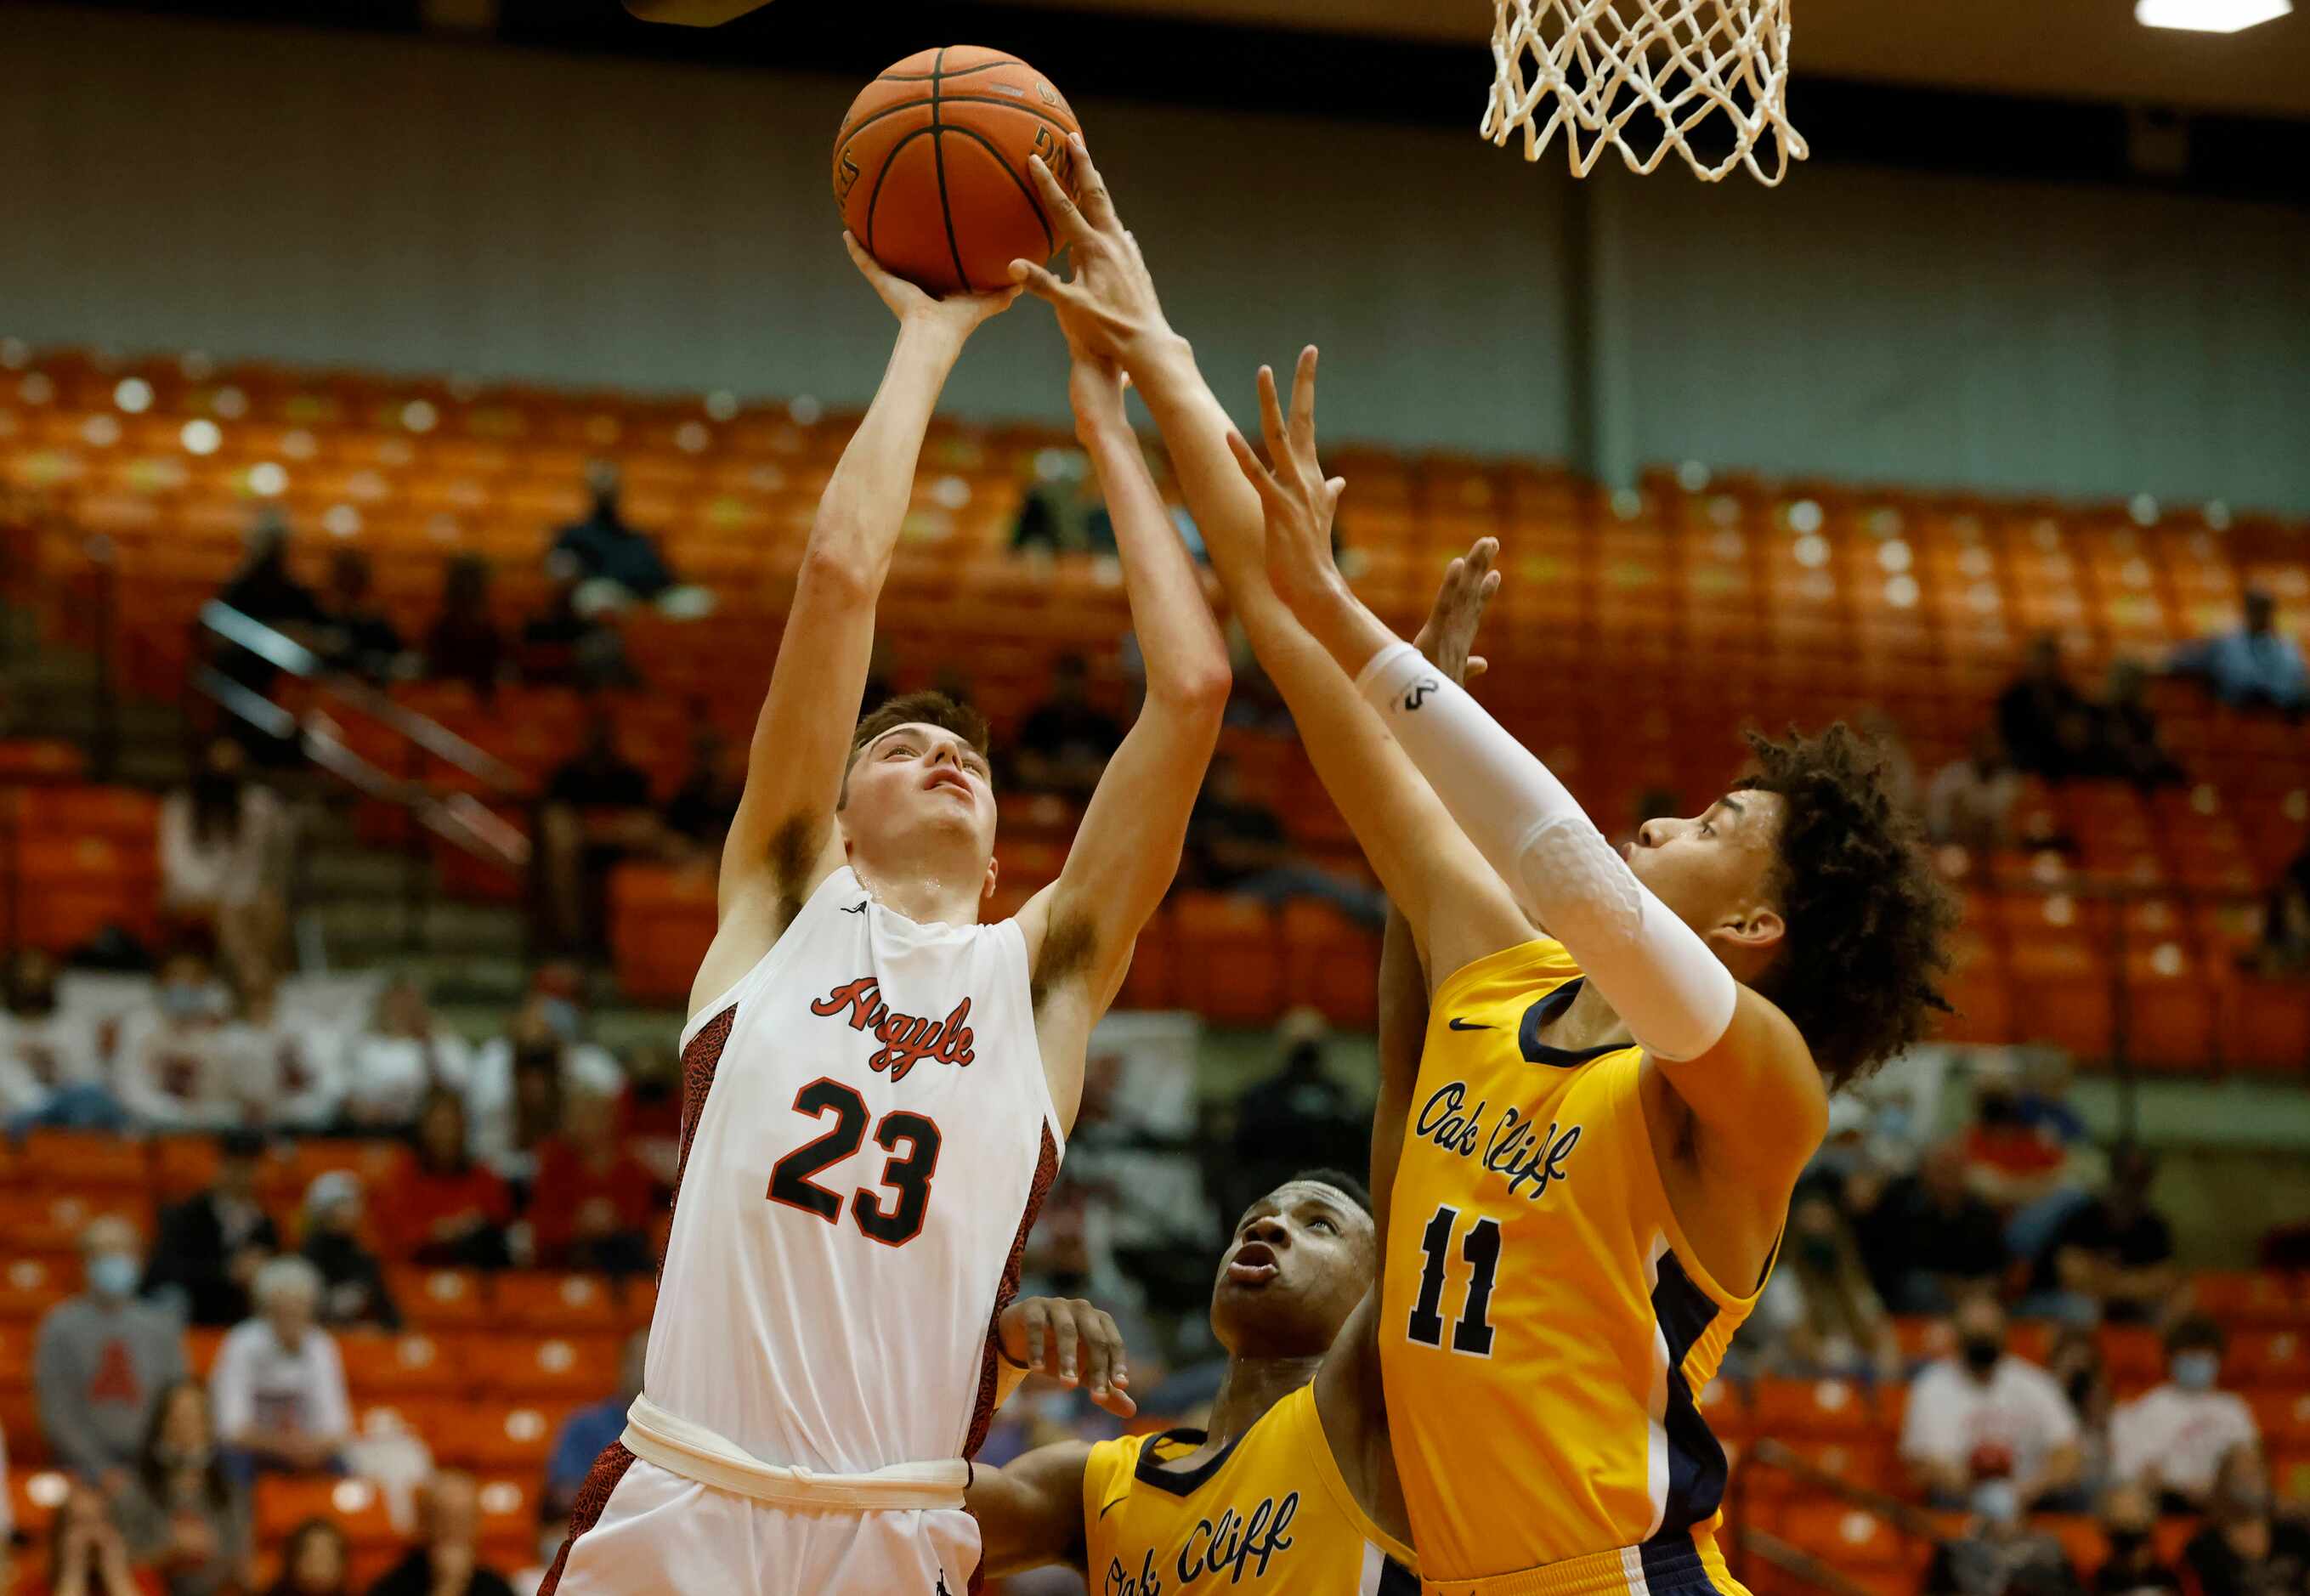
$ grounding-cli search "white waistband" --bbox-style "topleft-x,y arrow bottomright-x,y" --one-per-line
618,1395 -> 969,1513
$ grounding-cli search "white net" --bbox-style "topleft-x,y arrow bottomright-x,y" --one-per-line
1482,0 -> 1808,185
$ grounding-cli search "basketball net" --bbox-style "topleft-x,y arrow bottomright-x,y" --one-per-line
1482,0 -> 1807,185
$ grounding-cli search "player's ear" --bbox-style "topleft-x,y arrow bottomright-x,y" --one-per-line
982,853 -> 1000,902
1714,907 -> 1784,952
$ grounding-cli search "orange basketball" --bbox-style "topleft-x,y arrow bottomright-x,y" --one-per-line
834,46 -> 1084,298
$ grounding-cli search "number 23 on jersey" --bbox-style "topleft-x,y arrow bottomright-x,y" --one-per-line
767,1077 -> 943,1248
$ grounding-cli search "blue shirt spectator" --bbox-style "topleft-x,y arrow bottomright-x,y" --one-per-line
2170,589 -> 2307,713
543,1329 -> 647,1524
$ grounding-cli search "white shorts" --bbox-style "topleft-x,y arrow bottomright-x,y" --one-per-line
541,1446 -> 983,1596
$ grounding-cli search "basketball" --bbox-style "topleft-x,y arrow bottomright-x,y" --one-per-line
833,46 -> 1084,298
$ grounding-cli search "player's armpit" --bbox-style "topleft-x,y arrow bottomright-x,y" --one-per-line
1311,1289 -> 1412,1550
964,1441 -> 1096,1576
1654,983 -> 1829,1180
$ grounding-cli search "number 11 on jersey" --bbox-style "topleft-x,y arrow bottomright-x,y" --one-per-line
1405,1203 -> 1501,1356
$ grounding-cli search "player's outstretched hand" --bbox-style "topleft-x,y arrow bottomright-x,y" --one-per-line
1225,345 -> 1350,619
843,231 -> 1019,341
1011,136 -> 1171,367
999,1294 -> 1137,1418
1413,537 -> 1502,688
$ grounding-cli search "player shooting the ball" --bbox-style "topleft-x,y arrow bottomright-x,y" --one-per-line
1010,135 -> 1955,1596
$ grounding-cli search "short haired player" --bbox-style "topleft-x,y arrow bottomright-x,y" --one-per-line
545,235 -> 1231,1595
1012,140 -> 1955,1596
960,557 -> 1505,1596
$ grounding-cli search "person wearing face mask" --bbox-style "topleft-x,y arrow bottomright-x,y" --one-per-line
2109,1317 -> 2260,1514
116,1380 -> 249,1596
0,948 -> 120,1132
2180,1450 -> 2310,1596
209,1257 -> 350,1483
1922,1474 -> 2086,1596
157,737 -> 291,981
1903,1295 -> 2086,1512
35,1218 -> 190,1491
112,948 -> 240,1132
2092,1483 -> 2183,1596
1754,1191 -> 1903,1384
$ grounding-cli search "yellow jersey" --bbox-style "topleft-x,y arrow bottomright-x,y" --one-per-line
1082,1383 -> 1419,1594
1377,940 -> 1765,1596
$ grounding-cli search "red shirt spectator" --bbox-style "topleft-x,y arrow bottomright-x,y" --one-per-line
382,1089 -> 513,1268
529,1091 -> 657,1273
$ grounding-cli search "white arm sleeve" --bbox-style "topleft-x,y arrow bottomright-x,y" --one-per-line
1356,640 -> 1737,1061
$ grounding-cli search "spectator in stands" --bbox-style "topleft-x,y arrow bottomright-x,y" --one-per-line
1922,1481 -> 2084,1596
19,1477 -> 161,1596
2094,659 -> 2184,790
1013,654 -> 1123,799
528,1089 -> 654,1274
660,718 -> 740,857
1928,728 -> 2025,854
518,574 -> 634,690
1902,1295 -> 2086,1513
117,1379 -> 249,1596
37,1216 -> 190,1486
143,1129 -> 278,1329
312,549 -> 405,683
2169,588 -> 2307,716
264,1519 -> 351,1596
212,512 -> 324,706
1999,634 -> 2101,783
222,961 -> 343,1133
2110,1316 -> 2259,1513
297,1173 -> 399,1332
2256,840 -> 2310,976
339,975 -> 473,1133
210,1258 -> 350,1482
473,1021 -> 564,1188
113,946 -> 240,1132
2181,1450 -> 2310,1596
1753,1192 -> 1903,1384
363,1470 -> 518,1596
1965,1056 -> 2078,1213
1224,1011 -> 1366,1222
1856,1140 -> 2012,1314
550,461 -> 673,610
160,738 -> 292,986
2033,1146 -> 2179,1327
382,1087 -> 512,1269
1,947 -> 121,1131
543,1328 -> 647,1525
422,556 -> 507,702
2092,1482 -> 2182,1596
466,979 -> 624,1180
539,708 -> 655,956
1183,752 -> 1385,928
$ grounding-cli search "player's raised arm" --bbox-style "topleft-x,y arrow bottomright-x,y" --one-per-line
1010,144 -> 1529,982
1013,348 -> 1230,1121
1243,350 -> 1826,1157
696,239 -> 1016,1011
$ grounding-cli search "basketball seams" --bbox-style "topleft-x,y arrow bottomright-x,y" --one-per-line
929,47 -> 975,295
860,126 -> 938,258
875,58 -> 1022,83
937,124 -> 1056,258
837,94 -> 1078,149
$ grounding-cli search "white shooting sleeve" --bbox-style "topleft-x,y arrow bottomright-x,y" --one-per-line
1356,640 -> 1738,1061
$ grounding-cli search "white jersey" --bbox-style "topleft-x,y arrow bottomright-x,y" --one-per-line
648,867 -> 1062,1477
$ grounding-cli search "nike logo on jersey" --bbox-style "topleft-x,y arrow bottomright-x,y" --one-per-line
842,901 -> 869,915
811,975 -> 977,1081
1447,1017 -> 1492,1031
1414,1079 -> 1582,1203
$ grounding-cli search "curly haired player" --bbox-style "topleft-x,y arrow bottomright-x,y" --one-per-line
1008,136 -> 1955,1596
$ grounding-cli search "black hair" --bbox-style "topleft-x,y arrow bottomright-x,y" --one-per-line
1735,724 -> 1959,1089
2165,1314 -> 2224,1356
1282,1169 -> 1373,1217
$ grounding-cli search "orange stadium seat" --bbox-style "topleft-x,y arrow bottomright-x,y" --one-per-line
19,1129 -> 149,1192
494,1272 -> 624,1334
1749,1378 -> 1888,1442
468,1333 -> 622,1402
253,1475 -> 400,1552
0,1256 -> 74,1324
2193,1271 -> 2307,1329
428,1400 -> 576,1472
338,1331 -> 471,1400
1279,901 -> 1381,1030
388,1267 -> 491,1330
1169,894 -> 1284,1027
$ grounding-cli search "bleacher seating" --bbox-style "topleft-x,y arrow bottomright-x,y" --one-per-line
10,341 -> 2306,1061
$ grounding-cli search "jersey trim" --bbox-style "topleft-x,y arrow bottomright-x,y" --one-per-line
1297,1384 -> 1420,1571
1129,1425 -> 1248,1497
965,1121 -> 1061,1457
1644,1252 -> 1729,1547
677,865 -> 858,1049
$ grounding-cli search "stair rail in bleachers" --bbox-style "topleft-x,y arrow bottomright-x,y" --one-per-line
1735,1435 -> 1951,1591
192,599 -> 535,954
